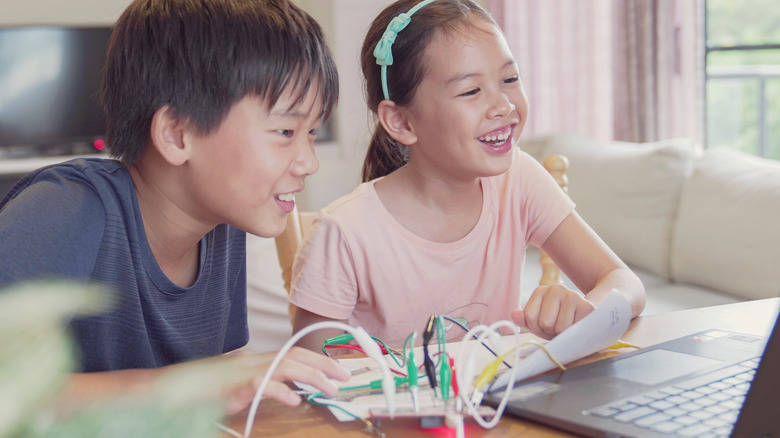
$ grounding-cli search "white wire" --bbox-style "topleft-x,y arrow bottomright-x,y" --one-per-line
454,320 -> 523,429
220,318 -> 526,436
238,321 -> 396,438
215,422 -> 242,438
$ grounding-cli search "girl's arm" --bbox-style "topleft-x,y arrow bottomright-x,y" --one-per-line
292,307 -> 350,353
512,212 -> 646,339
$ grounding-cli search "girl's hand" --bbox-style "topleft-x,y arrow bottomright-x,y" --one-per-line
510,284 -> 596,340
222,347 -> 351,415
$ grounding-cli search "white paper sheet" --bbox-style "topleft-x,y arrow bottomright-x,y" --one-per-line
490,289 -> 632,390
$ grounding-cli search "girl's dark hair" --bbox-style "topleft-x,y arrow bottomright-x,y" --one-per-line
101,0 -> 338,166
360,0 -> 496,182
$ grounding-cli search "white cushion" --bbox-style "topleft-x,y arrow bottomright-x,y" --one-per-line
671,148 -> 780,300
520,133 -> 698,279
631,264 -> 741,314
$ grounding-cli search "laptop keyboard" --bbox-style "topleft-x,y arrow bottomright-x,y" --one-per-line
585,357 -> 759,437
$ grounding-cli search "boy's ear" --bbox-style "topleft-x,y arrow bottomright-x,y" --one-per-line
377,100 -> 417,146
149,105 -> 190,166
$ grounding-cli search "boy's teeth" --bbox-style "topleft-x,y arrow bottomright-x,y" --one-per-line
276,193 -> 295,202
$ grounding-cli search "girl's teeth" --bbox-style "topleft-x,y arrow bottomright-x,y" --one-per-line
479,131 -> 509,143
276,193 -> 295,202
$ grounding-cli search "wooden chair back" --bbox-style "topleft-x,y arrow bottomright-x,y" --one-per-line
538,154 -> 569,286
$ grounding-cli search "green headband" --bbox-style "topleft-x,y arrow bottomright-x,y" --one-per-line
373,0 -> 436,101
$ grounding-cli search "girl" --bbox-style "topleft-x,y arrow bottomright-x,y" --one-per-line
290,0 -> 645,350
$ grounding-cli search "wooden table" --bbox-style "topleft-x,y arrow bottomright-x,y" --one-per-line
223,298 -> 780,437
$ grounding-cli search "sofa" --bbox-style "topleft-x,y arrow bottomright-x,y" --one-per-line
518,132 -> 780,315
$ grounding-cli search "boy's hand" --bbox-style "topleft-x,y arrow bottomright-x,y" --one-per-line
511,284 -> 596,340
222,347 -> 350,415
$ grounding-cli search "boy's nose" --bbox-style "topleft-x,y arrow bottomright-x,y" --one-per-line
295,141 -> 319,177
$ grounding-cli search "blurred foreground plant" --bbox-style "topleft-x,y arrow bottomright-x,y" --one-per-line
0,281 -> 239,438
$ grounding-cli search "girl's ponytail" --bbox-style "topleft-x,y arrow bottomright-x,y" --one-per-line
362,122 -> 407,182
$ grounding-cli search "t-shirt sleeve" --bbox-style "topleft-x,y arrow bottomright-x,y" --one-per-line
517,151 -> 576,248
288,214 -> 358,320
0,175 -> 105,288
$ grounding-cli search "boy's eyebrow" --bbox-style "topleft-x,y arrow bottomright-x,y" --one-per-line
269,108 -> 312,119
445,59 -> 517,86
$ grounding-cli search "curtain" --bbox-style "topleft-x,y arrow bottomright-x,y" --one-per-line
487,0 -> 703,143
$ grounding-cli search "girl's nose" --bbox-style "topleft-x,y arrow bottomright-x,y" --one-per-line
487,92 -> 515,119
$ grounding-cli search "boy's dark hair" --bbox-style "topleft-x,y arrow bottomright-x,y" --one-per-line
101,0 -> 338,166
360,0 -> 496,182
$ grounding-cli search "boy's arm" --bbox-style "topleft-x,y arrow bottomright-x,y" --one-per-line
56,348 -> 350,415
59,369 -> 159,405
292,307 -> 349,353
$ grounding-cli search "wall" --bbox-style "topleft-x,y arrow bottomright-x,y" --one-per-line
0,0 -> 130,25
290,0 -> 392,210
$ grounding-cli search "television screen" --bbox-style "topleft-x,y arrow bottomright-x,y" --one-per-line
0,26 -> 112,158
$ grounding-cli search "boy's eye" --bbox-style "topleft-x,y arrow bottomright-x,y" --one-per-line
459,88 -> 480,97
277,129 -> 294,138
503,76 -> 519,84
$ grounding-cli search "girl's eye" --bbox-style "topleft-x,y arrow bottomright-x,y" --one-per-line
503,76 -> 519,84
277,129 -> 294,138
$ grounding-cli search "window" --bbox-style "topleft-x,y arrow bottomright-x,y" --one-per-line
705,0 -> 780,160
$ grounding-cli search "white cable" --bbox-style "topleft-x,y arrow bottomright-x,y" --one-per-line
240,321 -> 396,438
445,411 -> 465,438
215,422 -> 242,438
351,326 -> 396,415
454,320 -> 522,429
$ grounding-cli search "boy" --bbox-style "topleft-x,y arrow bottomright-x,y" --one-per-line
0,0 -> 348,411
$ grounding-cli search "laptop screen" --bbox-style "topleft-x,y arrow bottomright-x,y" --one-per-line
731,311 -> 780,437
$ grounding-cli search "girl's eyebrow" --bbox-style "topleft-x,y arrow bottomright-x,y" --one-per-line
444,59 -> 518,87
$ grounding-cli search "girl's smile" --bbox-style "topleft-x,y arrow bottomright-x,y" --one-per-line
477,124 -> 516,154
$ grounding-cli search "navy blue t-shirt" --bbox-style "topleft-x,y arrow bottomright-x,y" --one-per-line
0,158 -> 248,371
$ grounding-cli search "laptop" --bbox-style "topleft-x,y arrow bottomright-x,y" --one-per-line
484,309 -> 780,438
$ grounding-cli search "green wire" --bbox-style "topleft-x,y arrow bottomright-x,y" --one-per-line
305,376 -> 409,420
372,335 -> 406,368
320,332 -> 407,368
306,392 -> 363,421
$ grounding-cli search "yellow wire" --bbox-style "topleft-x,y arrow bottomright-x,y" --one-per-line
473,341 -> 568,391
609,340 -> 641,349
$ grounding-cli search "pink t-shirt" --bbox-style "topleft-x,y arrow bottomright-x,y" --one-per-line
290,149 -> 575,347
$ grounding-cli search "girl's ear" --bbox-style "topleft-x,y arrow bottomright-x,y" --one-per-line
149,105 -> 190,166
377,100 -> 417,146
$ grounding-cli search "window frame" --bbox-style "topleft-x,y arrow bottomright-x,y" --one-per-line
704,1 -> 780,159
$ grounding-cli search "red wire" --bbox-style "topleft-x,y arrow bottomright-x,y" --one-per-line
323,344 -> 365,354
323,341 -> 389,355
448,355 -> 459,397
322,344 -> 407,377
